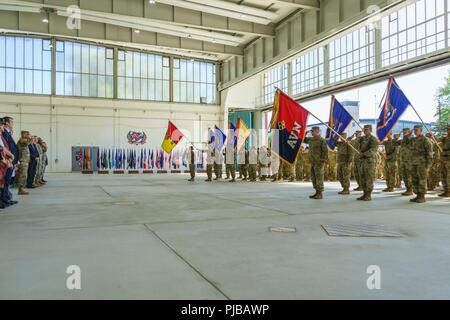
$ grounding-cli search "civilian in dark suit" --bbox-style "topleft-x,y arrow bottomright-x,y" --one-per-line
27,136 -> 39,189
1,117 -> 18,206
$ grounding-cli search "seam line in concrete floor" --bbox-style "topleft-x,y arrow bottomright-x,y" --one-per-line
98,185 -> 114,198
33,213 -> 288,232
143,223 -> 231,300
205,193 -> 295,216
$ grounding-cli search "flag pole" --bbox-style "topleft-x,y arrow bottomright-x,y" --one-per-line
274,89 -> 360,154
409,103 -> 443,153
307,110 -> 360,154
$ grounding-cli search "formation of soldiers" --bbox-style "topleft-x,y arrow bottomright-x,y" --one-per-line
187,124 -> 450,204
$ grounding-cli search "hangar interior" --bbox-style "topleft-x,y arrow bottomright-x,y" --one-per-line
0,0 -> 449,300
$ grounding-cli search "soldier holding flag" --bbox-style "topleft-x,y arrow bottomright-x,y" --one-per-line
304,127 -> 328,200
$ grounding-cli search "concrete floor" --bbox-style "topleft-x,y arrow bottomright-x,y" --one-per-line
0,173 -> 449,300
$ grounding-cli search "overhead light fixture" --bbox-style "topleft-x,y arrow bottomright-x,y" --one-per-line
240,14 -> 246,18
42,18 -> 49,23
134,29 -> 140,34
149,0 -> 156,4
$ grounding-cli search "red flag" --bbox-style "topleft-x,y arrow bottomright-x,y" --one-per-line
270,90 -> 309,164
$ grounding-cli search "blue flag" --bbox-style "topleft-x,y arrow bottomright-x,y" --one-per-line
229,122 -> 237,148
213,126 -> 227,151
377,77 -> 411,141
325,96 -> 354,150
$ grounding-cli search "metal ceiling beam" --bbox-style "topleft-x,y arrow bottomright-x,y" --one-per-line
155,0 -> 274,25
0,0 -> 275,38
0,14 -> 244,59
263,0 -> 319,10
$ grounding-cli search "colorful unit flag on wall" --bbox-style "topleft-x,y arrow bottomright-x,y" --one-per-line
325,96 -> 354,150
270,90 -> 309,164
376,77 -> 411,141
236,117 -> 251,151
161,121 -> 184,154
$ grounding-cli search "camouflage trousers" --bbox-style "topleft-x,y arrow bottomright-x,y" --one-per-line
238,164 -> 248,178
360,159 -> 376,193
189,164 -> 195,179
304,163 -> 311,181
17,163 -> 29,189
384,160 -> 398,189
311,164 -> 324,192
295,160 -> 303,181
206,164 -> 213,180
327,163 -> 337,181
442,159 -> 449,191
283,163 -> 294,180
411,163 -> 429,194
214,163 -> 222,179
226,164 -> 235,180
353,159 -> 362,186
337,162 -> 351,189
248,164 -> 257,181
427,162 -> 441,189
400,162 -> 412,190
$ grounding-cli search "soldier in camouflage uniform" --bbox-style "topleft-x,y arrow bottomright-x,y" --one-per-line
409,125 -> 433,203
248,146 -> 258,182
17,131 -> 31,195
33,138 -> 43,187
214,147 -> 224,180
205,144 -> 214,182
351,130 -> 363,191
394,134 -> 402,188
187,145 -> 196,182
335,133 -> 353,195
225,143 -> 236,182
426,132 -> 441,191
258,146 -> 269,181
357,125 -> 379,201
304,127 -> 328,200
303,147 -> 311,181
438,125 -> 450,197
381,132 -> 399,192
295,147 -> 304,181
395,128 -> 414,196
326,149 -> 337,181
283,161 -> 295,182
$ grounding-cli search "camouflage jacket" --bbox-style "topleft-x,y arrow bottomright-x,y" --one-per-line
359,135 -> 379,160
411,136 -> 433,167
304,136 -> 328,164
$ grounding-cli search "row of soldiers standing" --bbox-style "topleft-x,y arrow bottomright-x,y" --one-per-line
187,124 -> 449,203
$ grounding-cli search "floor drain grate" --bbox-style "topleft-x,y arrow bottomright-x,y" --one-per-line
321,224 -> 402,237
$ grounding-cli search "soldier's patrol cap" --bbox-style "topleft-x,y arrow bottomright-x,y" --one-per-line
0,118 -> 4,125
414,125 -> 423,129
364,124 -> 372,130
21,130 -> 30,134
311,126 -> 320,131
355,130 -> 362,133
402,127 -> 411,132
341,132 -> 347,137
